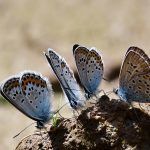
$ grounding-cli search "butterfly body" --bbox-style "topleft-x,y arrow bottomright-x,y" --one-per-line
0,71 -> 53,128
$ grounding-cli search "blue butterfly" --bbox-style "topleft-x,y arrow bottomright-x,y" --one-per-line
114,47 -> 150,105
45,49 -> 85,110
0,71 -> 53,128
73,44 -> 104,99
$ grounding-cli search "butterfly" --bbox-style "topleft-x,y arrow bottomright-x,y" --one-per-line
45,48 -> 85,110
114,47 -> 150,106
73,44 -> 104,99
0,71 -> 53,128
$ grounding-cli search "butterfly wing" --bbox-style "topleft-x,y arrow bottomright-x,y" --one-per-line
86,48 -> 104,96
45,49 -> 85,109
0,71 -> 53,124
118,47 -> 150,102
73,45 -> 89,94
73,45 -> 104,97
0,75 -> 40,121
20,71 -> 53,123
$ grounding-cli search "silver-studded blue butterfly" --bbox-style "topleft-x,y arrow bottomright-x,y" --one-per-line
73,44 -> 104,99
114,47 -> 150,111
45,49 -> 85,110
0,71 -> 53,128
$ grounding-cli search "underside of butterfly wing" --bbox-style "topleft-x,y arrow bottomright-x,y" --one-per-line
73,46 -> 89,94
86,48 -> 103,96
118,47 -> 150,103
0,76 -> 42,121
20,71 -> 52,123
45,49 -> 85,109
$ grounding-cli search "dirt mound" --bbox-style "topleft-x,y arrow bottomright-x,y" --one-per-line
16,95 -> 150,150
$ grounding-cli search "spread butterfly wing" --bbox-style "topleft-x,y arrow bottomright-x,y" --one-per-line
86,48 -> 104,96
0,75 -> 41,121
119,47 -> 150,102
73,46 -> 89,94
20,71 -> 52,123
45,49 -> 85,109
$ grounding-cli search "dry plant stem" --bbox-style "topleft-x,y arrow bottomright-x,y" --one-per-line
16,95 -> 150,150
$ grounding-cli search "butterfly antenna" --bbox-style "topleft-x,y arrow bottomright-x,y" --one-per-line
55,94 -> 66,119
54,102 -> 69,115
13,122 -> 36,138
52,102 -> 73,120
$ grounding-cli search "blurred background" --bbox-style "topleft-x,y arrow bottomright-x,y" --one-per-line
0,0 -> 150,149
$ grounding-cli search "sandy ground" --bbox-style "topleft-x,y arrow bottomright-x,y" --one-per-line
0,105 -> 34,149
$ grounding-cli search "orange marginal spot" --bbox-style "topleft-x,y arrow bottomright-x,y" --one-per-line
91,52 -> 95,56
61,62 -> 66,68
82,51 -> 85,54
22,75 -> 47,89
78,51 -> 83,55
88,53 -> 91,57
143,75 -> 148,79
14,81 -> 19,87
80,51 -> 84,55
83,50 -> 88,55
145,75 -> 149,78
34,78 -> 46,88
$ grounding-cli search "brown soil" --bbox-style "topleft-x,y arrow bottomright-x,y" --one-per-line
16,95 -> 150,150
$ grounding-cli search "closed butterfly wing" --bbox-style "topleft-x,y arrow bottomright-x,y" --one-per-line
86,48 -> 103,96
73,45 -> 89,94
118,47 -> 150,103
45,49 -> 85,109
20,71 -> 53,124
73,45 -> 103,98
0,75 -> 41,122
0,71 -> 53,127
